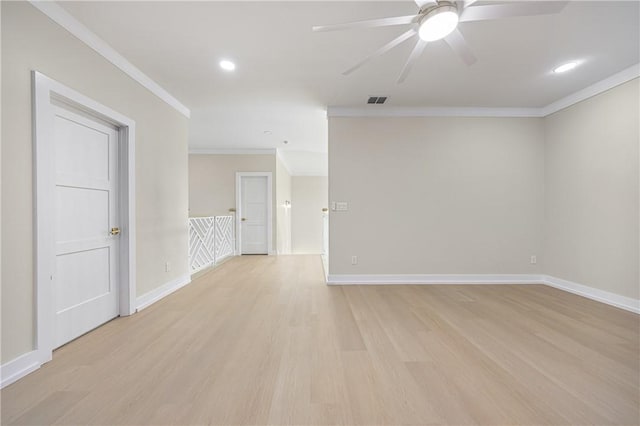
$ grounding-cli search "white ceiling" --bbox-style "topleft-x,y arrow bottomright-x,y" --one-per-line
279,150 -> 329,176
59,1 -> 639,173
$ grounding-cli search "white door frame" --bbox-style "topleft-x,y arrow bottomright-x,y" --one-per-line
235,172 -> 273,255
32,71 -> 136,365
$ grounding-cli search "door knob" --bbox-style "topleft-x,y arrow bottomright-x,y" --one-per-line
110,227 -> 121,235
241,218 -> 247,222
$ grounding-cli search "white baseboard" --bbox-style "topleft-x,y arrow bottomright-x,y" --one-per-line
0,350 -> 42,389
136,274 -> 191,311
543,275 -> 640,314
326,274 -> 544,285
326,273 -> 639,314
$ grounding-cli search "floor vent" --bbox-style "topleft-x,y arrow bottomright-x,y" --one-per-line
367,96 -> 387,104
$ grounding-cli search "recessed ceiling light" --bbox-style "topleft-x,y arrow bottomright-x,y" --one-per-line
419,4 -> 459,42
553,61 -> 578,74
219,60 -> 236,71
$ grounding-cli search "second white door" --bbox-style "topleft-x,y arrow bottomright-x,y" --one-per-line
53,105 -> 120,348
240,176 -> 269,254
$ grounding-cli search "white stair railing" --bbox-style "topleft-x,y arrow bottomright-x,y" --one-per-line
214,215 -> 234,261
189,215 -> 235,274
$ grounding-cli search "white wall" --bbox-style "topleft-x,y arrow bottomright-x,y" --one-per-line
188,154 -> 277,253
328,117 -> 545,275
1,2 -> 189,363
544,79 -> 639,300
276,156 -> 292,254
292,177 -> 328,254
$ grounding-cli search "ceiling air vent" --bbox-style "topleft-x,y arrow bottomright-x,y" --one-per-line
367,96 -> 387,104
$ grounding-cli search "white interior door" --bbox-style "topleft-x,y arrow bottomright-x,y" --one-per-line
240,176 -> 268,254
53,105 -> 120,348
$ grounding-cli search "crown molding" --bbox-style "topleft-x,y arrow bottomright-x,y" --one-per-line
29,1 -> 191,118
327,106 -> 543,118
189,148 -> 277,155
290,171 -> 329,177
30,0 -> 637,123
189,148 -> 327,176
539,63 -> 640,116
328,63 -> 640,119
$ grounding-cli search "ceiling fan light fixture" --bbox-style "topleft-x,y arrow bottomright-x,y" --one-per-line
418,4 -> 459,42
553,61 -> 579,73
219,60 -> 236,71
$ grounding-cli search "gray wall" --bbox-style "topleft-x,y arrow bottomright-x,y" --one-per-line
292,177 -> 328,254
189,154 -> 275,217
276,156 -> 292,254
544,79 -> 639,299
328,117 -> 545,275
188,154 -> 278,253
1,2 -> 189,363
328,79 -> 639,302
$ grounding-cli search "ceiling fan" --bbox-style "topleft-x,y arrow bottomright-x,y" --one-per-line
313,0 -> 568,83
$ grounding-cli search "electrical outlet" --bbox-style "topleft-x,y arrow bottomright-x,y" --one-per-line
351,255 -> 358,265
165,261 -> 171,272
530,255 -> 537,265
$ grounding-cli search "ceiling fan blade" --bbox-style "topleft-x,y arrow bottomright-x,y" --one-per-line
343,29 -> 417,76
444,29 -> 477,66
397,39 -> 427,84
313,15 -> 418,32
463,0 -> 479,8
414,0 -> 437,9
460,1 -> 568,23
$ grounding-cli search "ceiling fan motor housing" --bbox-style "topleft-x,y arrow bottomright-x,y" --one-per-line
419,1 -> 458,17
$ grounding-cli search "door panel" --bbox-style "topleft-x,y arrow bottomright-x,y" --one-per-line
56,186 -> 109,242
241,176 -> 268,254
53,106 -> 119,348
55,247 -> 111,312
54,116 -> 111,181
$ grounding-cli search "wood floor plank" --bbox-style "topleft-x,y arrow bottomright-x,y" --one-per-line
1,255 -> 638,425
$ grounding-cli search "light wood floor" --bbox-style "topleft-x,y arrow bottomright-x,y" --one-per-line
2,255 -> 639,425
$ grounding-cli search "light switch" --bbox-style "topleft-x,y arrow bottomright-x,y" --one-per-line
336,202 -> 348,211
